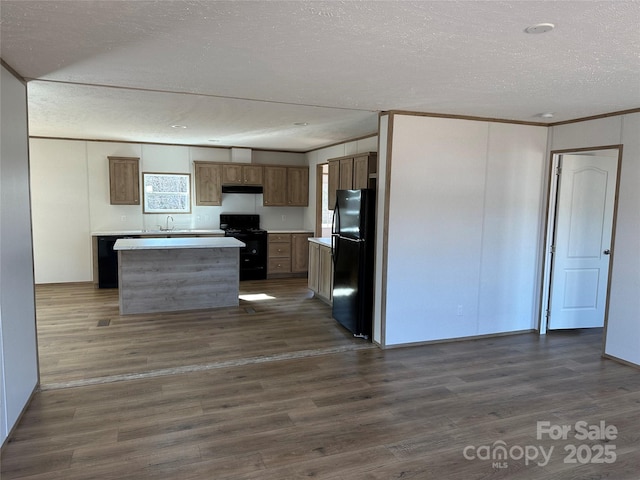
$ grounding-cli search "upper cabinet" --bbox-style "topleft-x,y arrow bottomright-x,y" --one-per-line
287,167 -> 309,206
328,152 -> 377,209
352,153 -> 377,189
222,164 -> 263,186
263,166 -> 287,206
263,166 -> 309,207
339,157 -> 354,190
194,161 -> 222,206
192,161 -> 308,208
108,156 -> 140,205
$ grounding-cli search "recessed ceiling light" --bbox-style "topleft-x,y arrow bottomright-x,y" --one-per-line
539,112 -> 555,119
525,23 -> 555,34
293,122 -> 309,126
171,124 -> 187,129
207,139 -> 219,143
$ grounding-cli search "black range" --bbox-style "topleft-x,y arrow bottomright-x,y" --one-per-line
220,214 -> 267,281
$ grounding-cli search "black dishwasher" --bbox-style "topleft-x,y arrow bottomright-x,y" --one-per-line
97,236 -> 121,288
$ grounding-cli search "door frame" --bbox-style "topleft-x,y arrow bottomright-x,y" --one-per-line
315,164 -> 324,236
538,145 -> 623,349
315,162 -> 332,238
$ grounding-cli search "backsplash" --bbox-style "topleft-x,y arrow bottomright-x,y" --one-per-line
139,194 -> 305,232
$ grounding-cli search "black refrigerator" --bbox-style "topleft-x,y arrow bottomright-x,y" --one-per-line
331,189 -> 376,339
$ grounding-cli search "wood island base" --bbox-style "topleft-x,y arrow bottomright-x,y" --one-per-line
114,237 -> 244,315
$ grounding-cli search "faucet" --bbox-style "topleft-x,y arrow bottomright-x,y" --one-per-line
160,215 -> 174,231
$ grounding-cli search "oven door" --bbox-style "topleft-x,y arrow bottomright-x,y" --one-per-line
226,232 -> 267,280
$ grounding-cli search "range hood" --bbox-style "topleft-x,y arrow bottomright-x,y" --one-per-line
222,185 -> 263,194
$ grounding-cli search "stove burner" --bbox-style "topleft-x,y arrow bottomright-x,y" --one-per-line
220,213 -> 262,232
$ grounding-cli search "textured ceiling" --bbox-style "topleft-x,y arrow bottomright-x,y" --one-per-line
1,0 -> 639,151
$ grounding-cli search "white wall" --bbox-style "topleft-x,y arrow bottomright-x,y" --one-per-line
29,139 -> 307,283
30,140 -> 92,282
478,123 -> 549,334
382,115 -> 548,346
1,64 -> 39,446
551,113 -> 640,367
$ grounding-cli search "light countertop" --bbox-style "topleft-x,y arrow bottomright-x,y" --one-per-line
92,229 -> 224,236
113,237 -> 245,251
267,230 -> 315,234
308,237 -> 332,247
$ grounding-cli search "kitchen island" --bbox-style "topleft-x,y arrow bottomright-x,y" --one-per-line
92,230 -> 225,288
113,237 -> 244,315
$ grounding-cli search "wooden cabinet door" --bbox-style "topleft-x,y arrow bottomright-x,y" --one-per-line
243,165 -> 263,185
328,160 -> 339,210
291,233 -> 312,273
308,242 -> 320,291
222,164 -> 242,185
353,154 -> 372,190
319,244 -> 333,301
263,166 -> 287,206
339,158 -> 354,190
194,162 -> 222,206
287,167 -> 309,206
222,164 -> 262,185
109,156 -> 140,205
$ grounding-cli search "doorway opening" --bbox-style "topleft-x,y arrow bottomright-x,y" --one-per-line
540,146 -> 622,341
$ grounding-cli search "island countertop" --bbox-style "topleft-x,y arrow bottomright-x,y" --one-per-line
114,237 -> 245,251
93,229 -> 224,236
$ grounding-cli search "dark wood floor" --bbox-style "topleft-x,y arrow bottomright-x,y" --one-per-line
2,279 -> 639,479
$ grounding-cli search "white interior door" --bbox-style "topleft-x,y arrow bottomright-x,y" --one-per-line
548,154 -> 618,330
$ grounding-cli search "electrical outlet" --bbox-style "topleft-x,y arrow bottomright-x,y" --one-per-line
457,305 -> 463,316
121,215 -> 126,222
281,215 -> 286,221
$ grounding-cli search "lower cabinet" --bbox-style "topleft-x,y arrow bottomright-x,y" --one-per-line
268,232 -> 313,278
308,242 -> 320,292
318,245 -> 333,302
308,241 -> 333,304
268,233 -> 292,275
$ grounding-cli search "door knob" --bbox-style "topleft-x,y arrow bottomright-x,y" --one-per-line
603,249 -> 611,255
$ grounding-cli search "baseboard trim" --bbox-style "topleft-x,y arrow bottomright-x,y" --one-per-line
381,329 -> 536,350
601,352 -> 640,370
1,382 -> 39,451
